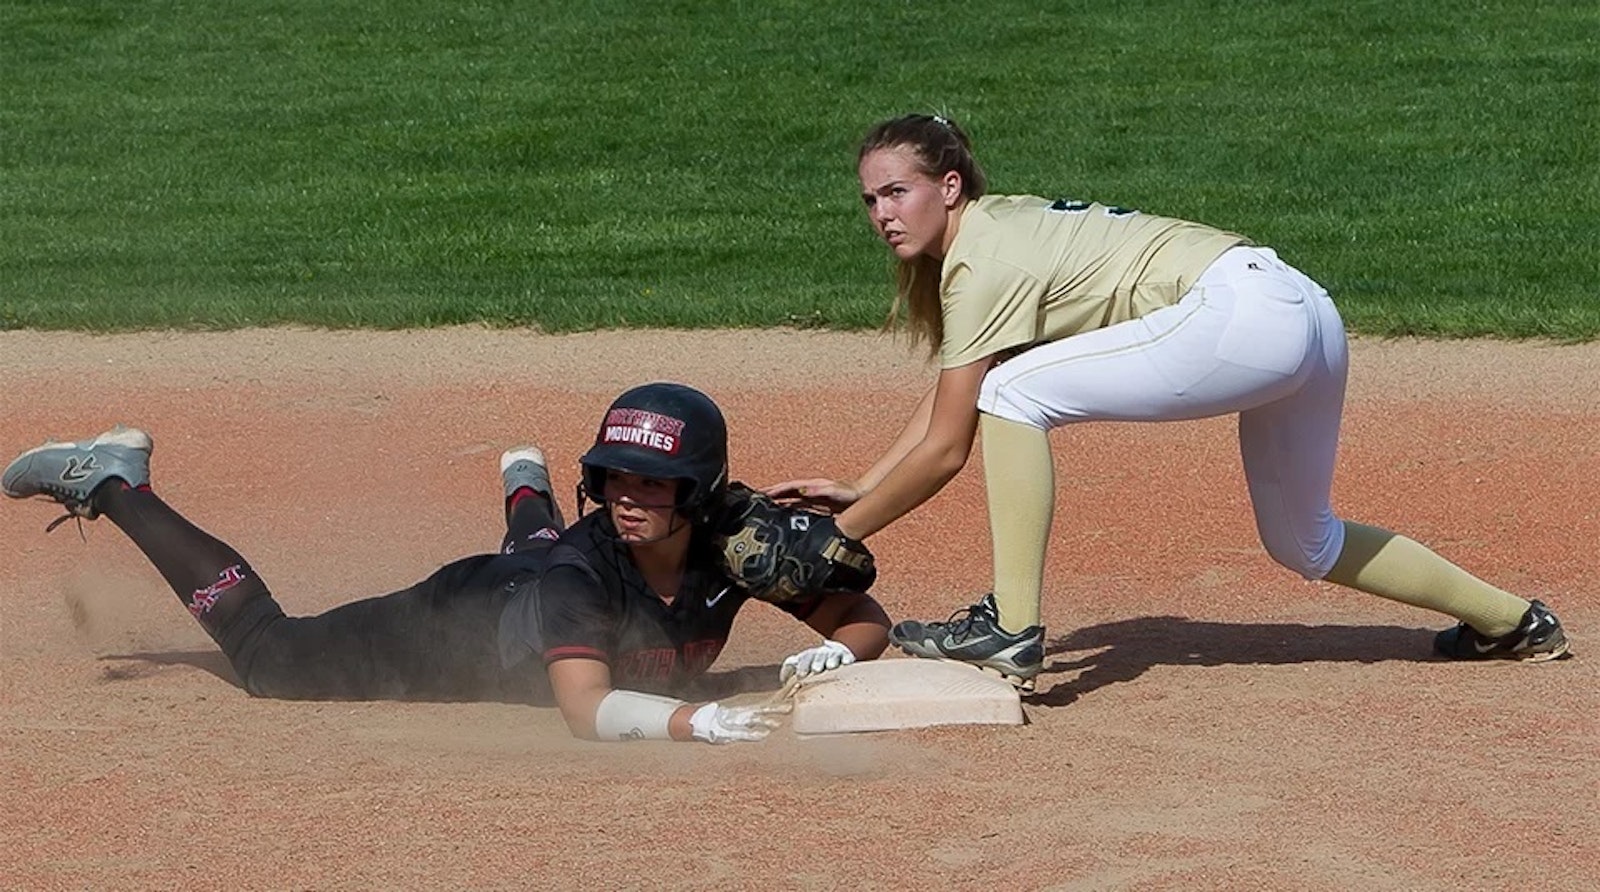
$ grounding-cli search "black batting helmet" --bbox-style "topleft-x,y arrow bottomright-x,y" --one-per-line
579,382 -> 728,519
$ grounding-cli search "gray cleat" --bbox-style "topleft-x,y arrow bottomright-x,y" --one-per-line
3,425 -> 153,523
501,446 -> 563,527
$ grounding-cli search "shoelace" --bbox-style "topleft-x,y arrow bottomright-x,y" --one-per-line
44,511 -> 90,539
936,603 -> 992,641
38,492 -> 95,538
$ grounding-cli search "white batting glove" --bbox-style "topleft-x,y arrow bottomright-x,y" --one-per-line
779,639 -> 856,683
689,702 -> 787,745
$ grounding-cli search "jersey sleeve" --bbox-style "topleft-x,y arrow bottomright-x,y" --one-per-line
940,259 -> 1048,369
508,559 -> 620,666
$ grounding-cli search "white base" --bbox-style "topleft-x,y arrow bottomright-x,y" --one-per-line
789,658 -> 1024,735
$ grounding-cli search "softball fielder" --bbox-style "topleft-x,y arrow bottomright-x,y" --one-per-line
768,113 -> 1569,691
4,383 -> 890,742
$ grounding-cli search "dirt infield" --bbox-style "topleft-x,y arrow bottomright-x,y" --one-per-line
2,329 -> 1596,891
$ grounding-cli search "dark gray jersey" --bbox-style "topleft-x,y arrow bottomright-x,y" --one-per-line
497,508 -> 813,698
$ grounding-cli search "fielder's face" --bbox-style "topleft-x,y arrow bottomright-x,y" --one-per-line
604,470 -> 687,543
859,146 -> 963,260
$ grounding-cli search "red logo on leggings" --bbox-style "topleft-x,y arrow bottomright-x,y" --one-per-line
189,565 -> 246,617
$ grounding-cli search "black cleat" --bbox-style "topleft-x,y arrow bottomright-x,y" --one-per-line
890,593 -> 1044,691
1433,600 -> 1570,662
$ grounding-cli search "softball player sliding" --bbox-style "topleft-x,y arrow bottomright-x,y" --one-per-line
4,383 -> 890,742
768,113 -> 1569,691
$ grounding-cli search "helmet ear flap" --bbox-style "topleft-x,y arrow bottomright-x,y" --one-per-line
575,475 -> 599,518
684,464 -> 729,527
581,465 -> 605,505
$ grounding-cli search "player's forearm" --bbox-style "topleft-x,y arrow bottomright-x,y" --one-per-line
555,684 -> 609,740
837,438 -> 967,539
550,661 -> 699,743
596,693 -> 781,745
667,704 -> 697,742
856,384 -> 937,492
578,688 -> 701,742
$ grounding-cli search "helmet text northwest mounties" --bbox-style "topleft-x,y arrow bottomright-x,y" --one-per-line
579,382 -> 728,523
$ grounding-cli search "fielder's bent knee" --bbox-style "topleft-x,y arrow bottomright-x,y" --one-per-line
1257,519 -> 1344,581
978,374 -> 1051,429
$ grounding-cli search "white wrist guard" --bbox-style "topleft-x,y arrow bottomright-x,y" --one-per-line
593,690 -> 687,742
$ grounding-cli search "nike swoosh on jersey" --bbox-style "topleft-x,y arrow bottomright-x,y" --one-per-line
705,585 -> 732,608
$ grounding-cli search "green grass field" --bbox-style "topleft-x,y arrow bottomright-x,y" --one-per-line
2,0 -> 1596,338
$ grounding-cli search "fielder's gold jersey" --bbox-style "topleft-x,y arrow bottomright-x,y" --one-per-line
939,195 -> 1249,368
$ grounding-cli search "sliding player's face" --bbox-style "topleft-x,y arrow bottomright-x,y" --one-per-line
604,470 -> 685,544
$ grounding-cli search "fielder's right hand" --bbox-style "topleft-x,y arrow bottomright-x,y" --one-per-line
762,478 -> 861,514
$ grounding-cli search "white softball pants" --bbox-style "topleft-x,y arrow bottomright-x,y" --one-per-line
978,246 -> 1350,579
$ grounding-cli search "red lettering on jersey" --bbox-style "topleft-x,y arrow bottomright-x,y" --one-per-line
681,639 -> 725,676
618,648 -> 677,683
617,640 -> 726,683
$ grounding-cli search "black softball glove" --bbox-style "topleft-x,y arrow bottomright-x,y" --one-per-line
712,483 -> 877,604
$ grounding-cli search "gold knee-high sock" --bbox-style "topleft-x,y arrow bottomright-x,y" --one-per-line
1323,521 -> 1529,635
981,414 -> 1054,631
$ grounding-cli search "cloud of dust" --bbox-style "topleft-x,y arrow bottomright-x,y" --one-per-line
62,569 -> 210,656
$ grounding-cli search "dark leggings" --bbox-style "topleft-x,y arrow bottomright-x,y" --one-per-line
96,483 -> 560,702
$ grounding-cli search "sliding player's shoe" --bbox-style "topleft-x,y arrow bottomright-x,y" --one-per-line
3,426 -> 152,528
501,445 -> 563,527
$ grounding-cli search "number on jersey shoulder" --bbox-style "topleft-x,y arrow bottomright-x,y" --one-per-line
1048,197 -> 1138,217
